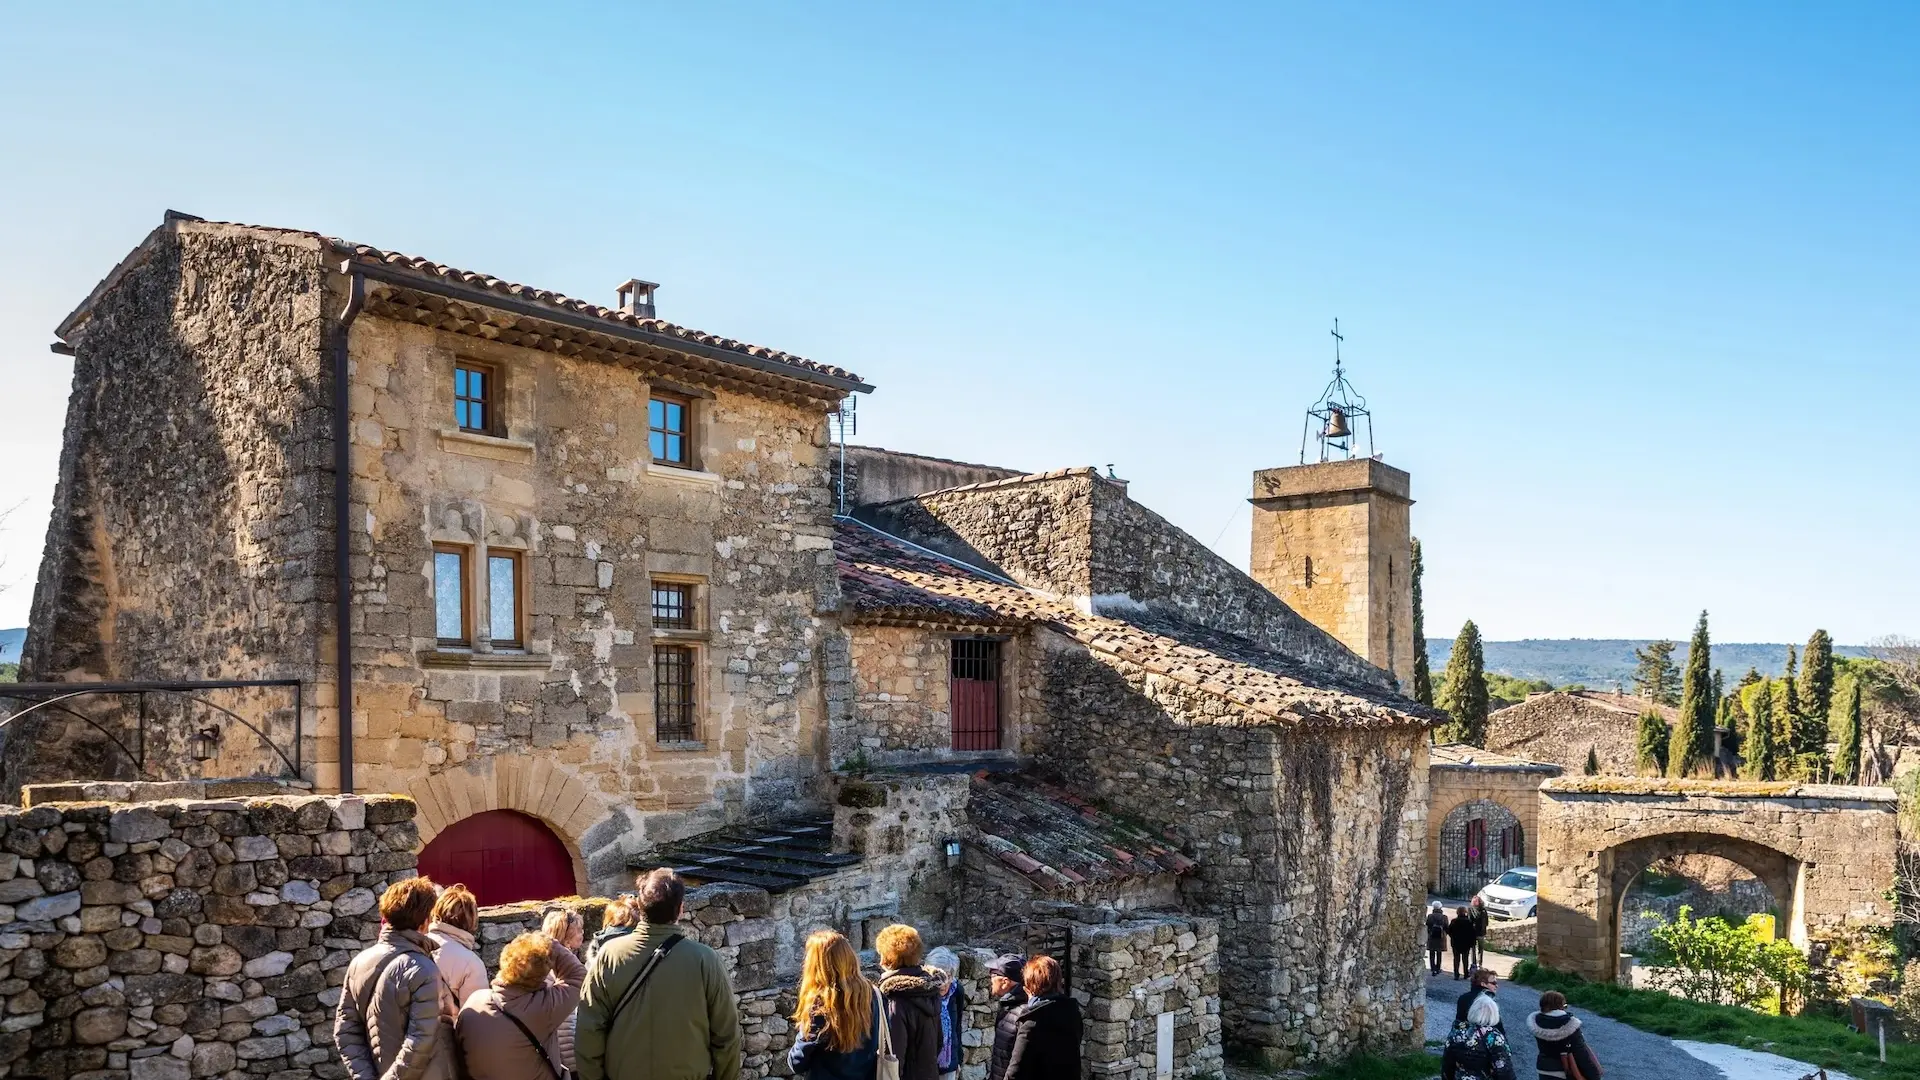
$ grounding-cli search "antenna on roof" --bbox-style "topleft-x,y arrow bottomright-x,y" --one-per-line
833,394 -> 858,515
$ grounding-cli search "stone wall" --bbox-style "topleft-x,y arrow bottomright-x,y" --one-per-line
0,791 -> 417,1080
1028,628 -> 1426,1067
836,446 -> 1022,510
838,626 -> 1040,765
1535,779 -> 1900,989
856,470 -> 1389,692
1486,691 -> 1668,777
1427,764 -> 1553,893
14,221 -> 334,797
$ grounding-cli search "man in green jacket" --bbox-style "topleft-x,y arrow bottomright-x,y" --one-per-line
576,869 -> 741,1080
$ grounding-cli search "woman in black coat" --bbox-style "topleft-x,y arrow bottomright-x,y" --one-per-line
1447,907 -> 1477,979
1003,957 -> 1080,1080
1425,903 -> 1449,975
1528,991 -> 1602,1079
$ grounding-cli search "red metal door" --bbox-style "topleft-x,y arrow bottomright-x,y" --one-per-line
417,810 -> 575,907
950,639 -> 1002,751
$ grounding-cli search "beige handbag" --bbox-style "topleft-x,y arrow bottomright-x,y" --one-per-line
874,986 -> 901,1080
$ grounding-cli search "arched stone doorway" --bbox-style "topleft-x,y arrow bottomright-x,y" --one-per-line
1436,798 -> 1526,899
418,809 -> 577,907
1604,830 -> 1800,983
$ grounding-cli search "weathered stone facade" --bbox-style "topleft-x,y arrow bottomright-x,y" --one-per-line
1248,458 -> 1415,688
21,216 -> 867,893
1427,744 -> 1560,895
1485,690 -> 1671,777
1535,778 -> 1899,992
0,790 -> 417,1080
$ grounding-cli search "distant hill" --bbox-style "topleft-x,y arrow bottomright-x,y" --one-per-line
1427,637 -> 1871,690
0,628 -> 20,665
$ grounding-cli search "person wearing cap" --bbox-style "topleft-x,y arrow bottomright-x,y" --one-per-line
985,954 -> 1027,1080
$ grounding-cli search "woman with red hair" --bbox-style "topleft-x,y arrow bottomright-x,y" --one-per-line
1003,956 -> 1081,1080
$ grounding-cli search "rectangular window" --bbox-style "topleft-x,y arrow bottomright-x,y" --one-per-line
488,551 -> 523,647
455,363 -> 493,434
654,645 -> 698,742
648,394 -> 689,466
651,582 -> 693,629
434,545 -> 470,645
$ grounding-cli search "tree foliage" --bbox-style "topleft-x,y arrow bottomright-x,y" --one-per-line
1633,639 -> 1680,706
1744,680 -> 1777,781
1644,906 -> 1810,1014
1437,620 -> 1490,746
1833,678 -> 1863,785
1635,708 -> 1670,776
1669,611 -> 1716,778
1411,538 -> 1433,707
1800,630 -> 1835,738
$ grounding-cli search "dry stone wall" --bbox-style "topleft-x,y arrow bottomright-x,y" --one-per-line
1028,629 -> 1426,1067
0,792 -> 417,1080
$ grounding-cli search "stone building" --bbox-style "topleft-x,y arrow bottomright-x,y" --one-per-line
17,213 -> 869,902
1486,690 -> 1672,777
12,214 -> 1439,1070
1427,744 -> 1560,899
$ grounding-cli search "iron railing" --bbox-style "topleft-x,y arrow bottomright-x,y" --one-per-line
0,679 -> 303,780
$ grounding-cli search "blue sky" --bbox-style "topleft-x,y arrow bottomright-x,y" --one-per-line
0,3 -> 1914,644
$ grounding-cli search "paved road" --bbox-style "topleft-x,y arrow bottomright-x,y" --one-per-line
1424,968 -> 1725,1080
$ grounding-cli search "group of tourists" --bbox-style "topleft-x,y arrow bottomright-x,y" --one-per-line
331,868 -> 1082,1080
1440,968 -> 1604,1080
1425,896 -> 1490,978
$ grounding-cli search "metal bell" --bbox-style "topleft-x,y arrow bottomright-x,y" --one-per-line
1323,407 -> 1352,439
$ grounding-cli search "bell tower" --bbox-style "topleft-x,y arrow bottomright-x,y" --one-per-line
1248,322 -> 1416,688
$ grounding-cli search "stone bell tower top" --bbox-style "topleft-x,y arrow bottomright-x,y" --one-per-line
1250,325 -> 1415,689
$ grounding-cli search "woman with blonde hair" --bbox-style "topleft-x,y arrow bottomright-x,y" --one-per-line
424,883 -> 488,1080
453,932 -> 585,1080
786,930 -> 880,1079
585,895 -> 640,964
540,910 -> 586,1071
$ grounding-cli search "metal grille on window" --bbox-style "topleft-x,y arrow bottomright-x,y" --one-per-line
654,645 -> 697,742
652,583 -> 692,629
950,639 -> 1002,751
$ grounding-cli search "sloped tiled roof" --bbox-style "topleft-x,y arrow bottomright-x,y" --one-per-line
968,772 -> 1193,890
835,518 -> 1431,729
1429,743 -> 1563,774
57,214 -> 865,392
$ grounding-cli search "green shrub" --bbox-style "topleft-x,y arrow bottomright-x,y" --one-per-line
1641,905 -> 1809,1012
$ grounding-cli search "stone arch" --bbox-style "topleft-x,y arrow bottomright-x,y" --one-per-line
403,753 -> 616,897
1435,798 -> 1527,897
1601,829 -> 1803,980
1425,777 -> 1540,894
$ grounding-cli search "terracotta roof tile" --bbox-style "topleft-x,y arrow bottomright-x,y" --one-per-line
968,773 -> 1193,892
835,519 -> 1431,729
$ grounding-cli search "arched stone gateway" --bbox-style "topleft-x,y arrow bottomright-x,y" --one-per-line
403,753 -> 633,898
1536,779 -> 1898,984
1436,798 -> 1526,900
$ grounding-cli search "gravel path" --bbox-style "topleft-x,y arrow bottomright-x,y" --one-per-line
1424,968 -> 1725,1080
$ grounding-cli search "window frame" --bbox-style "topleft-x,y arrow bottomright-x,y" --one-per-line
648,392 -> 693,468
454,360 -> 500,437
651,580 -> 695,631
486,549 -> 527,649
433,543 -> 473,647
653,643 -> 701,743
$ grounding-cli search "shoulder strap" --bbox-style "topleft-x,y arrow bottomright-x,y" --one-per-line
605,934 -> 683,1030
872,986 -> 893,1058
496,993 -> 565,1080
355,949 -> 411,1021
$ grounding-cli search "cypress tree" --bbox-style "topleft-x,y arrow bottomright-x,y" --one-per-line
1635,709 -> 1670,776
1833,678 -> 1863,785
1798,630 -> 1835,759
1632,640 -> 1680,706
1668,611 -> 1715,778
1584,746 -> 1601,776
1744,679 -> 1776,781
1772,674 -> 1800,778
1716,694 -> 1742,758
1712,667 -> 1725,717
1437,620 -> 1490,746
1411,539 -> 1433,706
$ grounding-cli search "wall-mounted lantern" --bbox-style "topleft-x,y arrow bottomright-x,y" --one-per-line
189,726 -> 221,763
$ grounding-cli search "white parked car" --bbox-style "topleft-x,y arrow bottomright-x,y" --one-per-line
1477,866 -> 1538,920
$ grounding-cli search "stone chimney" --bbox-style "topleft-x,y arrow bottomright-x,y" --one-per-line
615,279 -> 658,318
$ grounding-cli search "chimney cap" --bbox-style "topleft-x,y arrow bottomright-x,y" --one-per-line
615,279 -> 659,317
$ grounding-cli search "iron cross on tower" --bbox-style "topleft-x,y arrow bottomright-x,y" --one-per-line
1299,318 -> 1375,463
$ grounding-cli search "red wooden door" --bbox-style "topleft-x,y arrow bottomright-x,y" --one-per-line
950,638 -> 1002,751
417,810 -> 575,907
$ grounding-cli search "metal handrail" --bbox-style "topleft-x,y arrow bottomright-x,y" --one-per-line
0,679 -> 303,779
